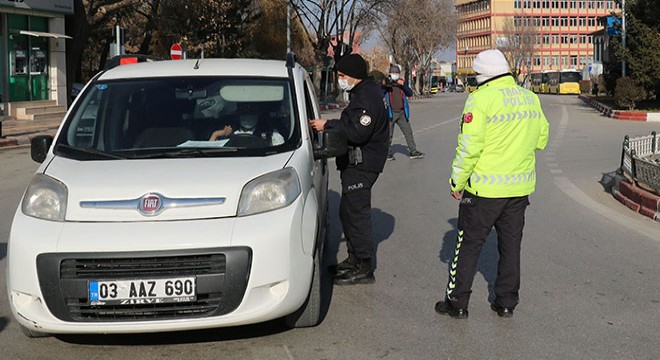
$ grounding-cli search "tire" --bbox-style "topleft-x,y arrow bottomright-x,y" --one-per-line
283,248 -> 322,328
19,325 -> 49,338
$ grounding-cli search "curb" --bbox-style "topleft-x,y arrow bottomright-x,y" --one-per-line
578,94 -> 660,122
611,174 -> 660,222
0,131 -> 56,150
320,103 -> 344,111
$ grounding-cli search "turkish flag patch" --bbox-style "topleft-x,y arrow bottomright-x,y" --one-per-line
462,112 -> 473,123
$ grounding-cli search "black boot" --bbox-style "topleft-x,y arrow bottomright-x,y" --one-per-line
330,253 -> 359,275
333,257 -> 375,285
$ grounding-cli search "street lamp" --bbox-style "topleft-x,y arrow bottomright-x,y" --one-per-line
621,0 -> 626,77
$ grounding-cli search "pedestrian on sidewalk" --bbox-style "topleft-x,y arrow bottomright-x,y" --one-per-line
435,49 -> 549,319
309,54 -> 389,285
384,64 -> 424,160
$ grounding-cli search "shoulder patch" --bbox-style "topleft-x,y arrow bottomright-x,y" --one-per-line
462,112 -> 473,124
360,115 -> 372,126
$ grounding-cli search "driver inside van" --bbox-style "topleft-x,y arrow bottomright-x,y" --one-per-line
208,103 -> 285,146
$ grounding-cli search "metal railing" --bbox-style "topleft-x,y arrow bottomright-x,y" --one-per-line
619,131 -> 660,194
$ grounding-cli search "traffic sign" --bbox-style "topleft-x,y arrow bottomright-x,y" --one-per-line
170,43 -> 182,60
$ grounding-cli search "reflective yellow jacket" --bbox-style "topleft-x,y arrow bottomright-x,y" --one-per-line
450,75 -> 549,198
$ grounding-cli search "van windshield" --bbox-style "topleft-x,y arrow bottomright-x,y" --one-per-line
55,77 -> 300,160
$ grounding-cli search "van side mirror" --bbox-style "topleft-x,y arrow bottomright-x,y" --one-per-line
313,129 -> 347,160
31,135 -> 53,163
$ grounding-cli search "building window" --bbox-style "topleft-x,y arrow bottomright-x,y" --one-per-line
561,56 -> 568,67
553,34 -> 559,44
579,17 -> 586,26
534,56 -> 541,66
562,35 -> 569,44
552,17 -> 559,26
544,56 -> 550,66
588,17 -> 596,26
570,17 -> 577,27
552,0 -> 559,8
579,0 -> 585,8
588,0 -> 595,9
561,17 -> 568,27
543,34 -> 551,44
570,0 -> 577,8
561,0 -> 568,8
515,0 -> 521,8
580,35 -> 587,43
570,55 -> 578,67
571,35 -> 578,43
542,17 -> 550,26
552,56 -> 559,67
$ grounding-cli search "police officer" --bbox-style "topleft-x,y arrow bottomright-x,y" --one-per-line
310,54 -> 389,285
434,49 -> 550,318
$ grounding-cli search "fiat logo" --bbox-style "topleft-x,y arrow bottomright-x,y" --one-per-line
138,193 -> 163,216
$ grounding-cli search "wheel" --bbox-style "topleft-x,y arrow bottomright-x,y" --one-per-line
283,248 -> 322,328
19,325 -> 49,338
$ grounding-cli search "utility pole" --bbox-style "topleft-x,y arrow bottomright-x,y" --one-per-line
621,0 -> 626,77
287,2 -> 291,53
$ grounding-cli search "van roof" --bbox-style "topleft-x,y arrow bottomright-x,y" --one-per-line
98,58 -> 292,81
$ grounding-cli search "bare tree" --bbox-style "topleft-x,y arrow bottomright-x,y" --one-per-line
288,0 -> 391,95
497,15 -> 538,83
66,0 -> 141,86
379,0 -> 456,94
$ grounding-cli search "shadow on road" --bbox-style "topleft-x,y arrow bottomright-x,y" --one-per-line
0,242 -> 6,261
0,316 -> 8,334
323,190 -> 395,271
55,319 -> 292,345
438,218 -> 498,303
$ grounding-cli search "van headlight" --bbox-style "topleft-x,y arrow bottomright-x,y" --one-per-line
21,174 -> 68,221
238,167 -> 301,216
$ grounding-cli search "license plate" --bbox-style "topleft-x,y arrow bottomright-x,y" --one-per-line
88,277 -> 196,305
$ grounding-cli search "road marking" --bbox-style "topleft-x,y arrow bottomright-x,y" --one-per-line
554,176 -> 660,240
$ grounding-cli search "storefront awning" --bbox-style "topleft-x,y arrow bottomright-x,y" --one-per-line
10,30 -> 72,39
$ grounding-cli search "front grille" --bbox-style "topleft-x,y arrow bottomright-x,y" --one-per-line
37,248 -> 251,322
60,254 -> 226,278
66,294 -> 223,321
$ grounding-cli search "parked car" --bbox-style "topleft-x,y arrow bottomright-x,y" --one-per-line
8,55 -> 346,337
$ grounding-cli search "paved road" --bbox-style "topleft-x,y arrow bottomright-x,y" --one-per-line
1,93 -> 658,359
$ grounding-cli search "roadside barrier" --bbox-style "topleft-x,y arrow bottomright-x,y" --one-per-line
615,132 -> 660,221
619,131 -> 660,194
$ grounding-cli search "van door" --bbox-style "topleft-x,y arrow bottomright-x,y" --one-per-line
303,77 -> 328,241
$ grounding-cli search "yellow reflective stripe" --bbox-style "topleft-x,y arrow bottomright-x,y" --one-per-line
486,109 -> 541,124
470,171 -> 536,185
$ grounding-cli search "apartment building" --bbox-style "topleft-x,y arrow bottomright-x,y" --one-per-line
455,0 -> 619,76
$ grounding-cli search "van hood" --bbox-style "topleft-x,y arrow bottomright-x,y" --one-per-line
43,153 -> 294,222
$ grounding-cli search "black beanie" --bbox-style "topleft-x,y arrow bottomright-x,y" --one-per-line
336,54 -> 368,79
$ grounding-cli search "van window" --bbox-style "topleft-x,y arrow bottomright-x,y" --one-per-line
56,77 -> 301,160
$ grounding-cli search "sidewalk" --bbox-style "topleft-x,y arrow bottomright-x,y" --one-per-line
0,116 -> 62,149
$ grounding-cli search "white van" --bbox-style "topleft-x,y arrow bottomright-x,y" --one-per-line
7,55 -> 346,336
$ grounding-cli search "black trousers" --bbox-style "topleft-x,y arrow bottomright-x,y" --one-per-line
445,191 -> 529,310
339,167 -> 380,260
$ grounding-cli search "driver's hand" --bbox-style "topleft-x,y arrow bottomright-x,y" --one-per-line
209,125 -> 233,141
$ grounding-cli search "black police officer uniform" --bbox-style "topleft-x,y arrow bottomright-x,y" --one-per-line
324,74 -> 389,285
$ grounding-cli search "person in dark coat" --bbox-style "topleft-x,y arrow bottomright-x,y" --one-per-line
309,54 -> 389,285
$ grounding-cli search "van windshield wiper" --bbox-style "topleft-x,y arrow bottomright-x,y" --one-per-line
56,144 -> 126,160
129,147 -> 239,159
